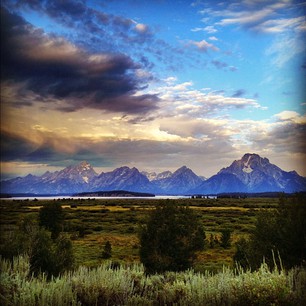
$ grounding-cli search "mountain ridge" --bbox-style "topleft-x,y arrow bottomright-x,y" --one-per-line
1,153 -> 306,195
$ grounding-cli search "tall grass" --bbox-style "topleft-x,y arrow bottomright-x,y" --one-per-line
1,255 -> 305,305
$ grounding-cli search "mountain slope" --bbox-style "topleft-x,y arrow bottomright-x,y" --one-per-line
142,170 -> 173,181
193,153 -> 306,194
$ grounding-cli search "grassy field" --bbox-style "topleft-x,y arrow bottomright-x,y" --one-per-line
0,197 -> 279,272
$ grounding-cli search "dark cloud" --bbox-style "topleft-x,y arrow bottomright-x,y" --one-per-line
5,0 -> 153,46
0,131 -> 37,162
1,7 -> 159,114
2,0 -> 201,74
231,89 -> 246,98
211,60 -> 228,69
211,60 -> 237,72
250,121 -> 306,154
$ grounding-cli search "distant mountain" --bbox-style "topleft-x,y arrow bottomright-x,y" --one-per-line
1,161 -> 98,194
91,166 -> 156,193
1,154 -> 306,195
192,153 -> 306,194
153,166 -> 204,195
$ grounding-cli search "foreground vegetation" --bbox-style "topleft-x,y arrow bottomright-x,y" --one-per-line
1,254 -> 305,305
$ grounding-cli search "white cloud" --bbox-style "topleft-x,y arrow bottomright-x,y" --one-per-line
202,25 -> 218,33
209,36 -> 218,41
217,8 -> 273,26
274,111 -> 306,123
135,23 -> 149,33
266,33 -> 306,68
187,39 -> 219,52
204,0 -> 304,34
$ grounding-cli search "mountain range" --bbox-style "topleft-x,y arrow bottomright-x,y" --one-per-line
1,154 -> 306,195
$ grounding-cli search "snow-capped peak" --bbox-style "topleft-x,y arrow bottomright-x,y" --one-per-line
242,155 -> 253,173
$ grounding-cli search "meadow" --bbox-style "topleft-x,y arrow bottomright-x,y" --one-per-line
1,196 -> 306,305
0,197 -> 279,271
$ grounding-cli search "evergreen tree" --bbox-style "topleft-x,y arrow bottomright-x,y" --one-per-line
234,194 -> 306,270
39,202 -> 64,239
102,241 -> 112,259
139,202 -> 205,273
220,228 -> 232,249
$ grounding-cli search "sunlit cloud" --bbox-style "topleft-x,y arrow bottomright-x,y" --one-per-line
187,39 -> 219,52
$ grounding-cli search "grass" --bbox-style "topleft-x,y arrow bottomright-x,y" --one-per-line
0,197 -> 276,271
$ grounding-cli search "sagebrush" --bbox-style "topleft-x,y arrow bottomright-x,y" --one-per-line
1,255 -> 305,305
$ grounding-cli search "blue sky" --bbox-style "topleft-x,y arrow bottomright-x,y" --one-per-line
1,0 -> 305,179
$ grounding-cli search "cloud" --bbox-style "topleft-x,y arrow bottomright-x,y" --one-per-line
139,79 -> 264,123
274,111 -> 305,123
0,123 -> 237,178
200,0 -> 305,34
209,36 -> 218,41
191,26 -> 218,33
1,8 -> 159,114
211,60 -> 231,70
134,23 -> 150,34
1,95 -> 305,178
217,8 -> 274,27
2,0 -> 192,74
6,0 -> 153,43
266,33 -> 306,68
187,39 -> 219,52
232,89 -> 246,98
245,112 -> 306,154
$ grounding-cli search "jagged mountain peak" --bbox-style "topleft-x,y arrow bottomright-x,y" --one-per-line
1,154 -> 305,195
78,161 -> 93,169
172,165 -> 196,177
60,161 -> 97,176
152,165 -> 203,194
111,166 -> 139,175
200,153 -> 306,194
240,153 -> 270,170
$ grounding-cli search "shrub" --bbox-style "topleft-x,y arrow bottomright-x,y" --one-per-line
1,255 -> 305,305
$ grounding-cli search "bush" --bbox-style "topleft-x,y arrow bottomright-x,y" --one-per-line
139,202 -> 205,273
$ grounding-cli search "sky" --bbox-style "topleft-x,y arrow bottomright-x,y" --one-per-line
1,0 -> 306,180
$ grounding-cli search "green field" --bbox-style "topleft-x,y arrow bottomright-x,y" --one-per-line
0,197 -> 279,272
